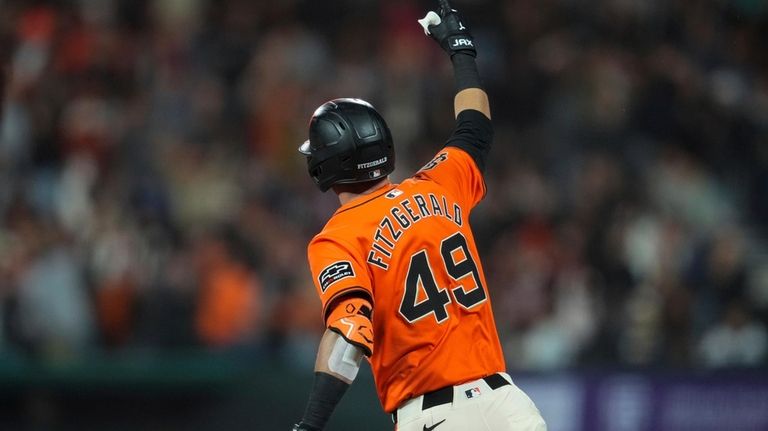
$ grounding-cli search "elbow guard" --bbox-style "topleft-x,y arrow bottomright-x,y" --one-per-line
326,297 -> 374,357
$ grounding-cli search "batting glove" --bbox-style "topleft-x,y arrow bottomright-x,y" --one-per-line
418,2 -> 476,57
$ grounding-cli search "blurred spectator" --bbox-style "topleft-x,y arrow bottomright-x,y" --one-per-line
265,277 -> 323,370
88,204 -> 142,348
134,244 -> 198,349
698,299 -> 768,368
194,230 -> 262,348
10,214 -> 94,359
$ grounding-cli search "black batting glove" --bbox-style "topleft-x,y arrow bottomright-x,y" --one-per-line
418,2 -> 476,57
291,422 -> 321,431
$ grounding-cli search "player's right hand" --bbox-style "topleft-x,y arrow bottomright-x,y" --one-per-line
418,1 -> 476,58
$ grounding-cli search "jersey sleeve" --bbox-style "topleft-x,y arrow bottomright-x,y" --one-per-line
307,235 -> 372,320
415,110 -> 492,209
416,146 -> 487,209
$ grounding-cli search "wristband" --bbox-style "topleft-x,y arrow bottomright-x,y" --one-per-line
298,372 -> 350,430
452,53 -> 482,92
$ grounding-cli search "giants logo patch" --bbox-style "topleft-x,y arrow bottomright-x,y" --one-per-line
421,152 -> 448,171
318,261 -> 355,292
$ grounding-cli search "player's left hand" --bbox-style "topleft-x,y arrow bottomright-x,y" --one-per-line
418,1 -> 476,58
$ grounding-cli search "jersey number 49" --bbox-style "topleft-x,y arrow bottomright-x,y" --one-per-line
399,232 -> 487,323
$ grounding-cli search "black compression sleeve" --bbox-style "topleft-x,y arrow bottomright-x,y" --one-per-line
445,109 -> 493,172
452,53 -> 482,92
298,372 -> 350,430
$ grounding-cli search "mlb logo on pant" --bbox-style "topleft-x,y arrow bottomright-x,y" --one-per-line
465,387 -> 481,399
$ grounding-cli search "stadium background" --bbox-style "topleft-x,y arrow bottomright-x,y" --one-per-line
1,0 -> 767,429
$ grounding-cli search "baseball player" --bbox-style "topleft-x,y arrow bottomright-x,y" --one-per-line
292,2 -> 546,430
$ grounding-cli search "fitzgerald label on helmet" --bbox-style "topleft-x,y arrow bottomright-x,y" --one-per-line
319,261 -> 355,292
357,157 -> 388,169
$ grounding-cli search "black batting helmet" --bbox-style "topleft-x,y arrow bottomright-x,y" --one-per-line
299,98 -> 395,192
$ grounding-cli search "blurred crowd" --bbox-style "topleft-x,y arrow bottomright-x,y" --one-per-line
0,0 -> 767,371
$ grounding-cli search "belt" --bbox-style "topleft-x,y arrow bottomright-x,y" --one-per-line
392,373 -> 511,424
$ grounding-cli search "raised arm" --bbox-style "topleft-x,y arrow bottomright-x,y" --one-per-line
419,1 -> 493,176
418,0 -> 491,119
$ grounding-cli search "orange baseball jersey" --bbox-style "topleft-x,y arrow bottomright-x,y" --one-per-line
307,119 -> 504,413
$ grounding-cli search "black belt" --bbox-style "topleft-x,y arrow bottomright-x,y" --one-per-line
392,373 -> 510,423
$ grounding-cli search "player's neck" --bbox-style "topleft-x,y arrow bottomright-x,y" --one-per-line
335,178 -> 392,206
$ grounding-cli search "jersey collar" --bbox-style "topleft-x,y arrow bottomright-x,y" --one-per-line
335,184 -> 398,215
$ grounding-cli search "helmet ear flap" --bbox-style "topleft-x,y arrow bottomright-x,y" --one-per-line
310,165 -> 323,181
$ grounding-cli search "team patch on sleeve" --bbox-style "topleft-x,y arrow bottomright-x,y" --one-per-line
420,152 -> 448,171
318,261 -> 355,292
